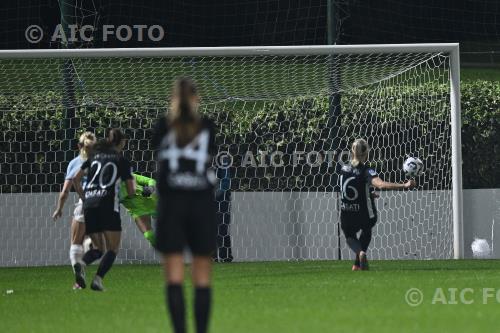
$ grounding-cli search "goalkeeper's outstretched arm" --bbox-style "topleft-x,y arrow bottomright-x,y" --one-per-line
133,173 -> 156,196
133,173 -> 156,187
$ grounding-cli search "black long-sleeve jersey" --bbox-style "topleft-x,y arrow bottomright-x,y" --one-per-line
339,163 -> 378,220
154,116 -> 217,193
81,147 -> 133,212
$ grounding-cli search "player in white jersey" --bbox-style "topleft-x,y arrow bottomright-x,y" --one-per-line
52,132 -> 101,289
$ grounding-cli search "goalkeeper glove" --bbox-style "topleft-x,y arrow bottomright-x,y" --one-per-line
142,186 -> 155,197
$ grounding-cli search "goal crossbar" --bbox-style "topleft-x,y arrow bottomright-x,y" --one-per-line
0,43 -> 459,59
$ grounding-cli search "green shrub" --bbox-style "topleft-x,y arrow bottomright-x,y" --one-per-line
0,80 -> 498,192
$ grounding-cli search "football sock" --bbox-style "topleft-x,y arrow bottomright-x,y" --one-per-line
346,237 -> 362,255
96,251 -> 117,279
360,229 -> 373,252
143,230 -> 155,245
82,249 -> 103,265
195,287 -> 212,333
69,244 -> 83,266
354,254 -> 360,267
167,284 -> 186,333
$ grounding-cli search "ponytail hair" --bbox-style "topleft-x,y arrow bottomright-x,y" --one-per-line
107,128 -> 125,147
92,128 -> 126,153
351,139 -> 369,167
168,77 -> 201,147
78,131 -> 96,159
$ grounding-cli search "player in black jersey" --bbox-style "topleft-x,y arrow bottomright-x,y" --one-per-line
340,139 -> 416,271
153,78 -> 216,333
73,129 -> 135,290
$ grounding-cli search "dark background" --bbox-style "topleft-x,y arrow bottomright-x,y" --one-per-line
1,0 -> 499,60
0,1 -> 498,192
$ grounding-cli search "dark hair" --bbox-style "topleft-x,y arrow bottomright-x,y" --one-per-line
168,77 -> 201,147
92,128 -> 126,153
107,128 -> 125,147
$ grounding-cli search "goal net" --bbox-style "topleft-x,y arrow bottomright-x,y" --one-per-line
0,45 -> 462,266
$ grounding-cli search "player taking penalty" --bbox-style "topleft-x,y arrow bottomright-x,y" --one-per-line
120,173 -> 157,245
73,129 -> 135,291
339,139 -> 416,270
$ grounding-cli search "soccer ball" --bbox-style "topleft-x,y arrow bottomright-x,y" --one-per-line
83,237 -> 93,253
403,157 -> 424,177
471,238 -> 491,259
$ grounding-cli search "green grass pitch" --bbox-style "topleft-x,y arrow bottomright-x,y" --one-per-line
1,260 -> 500,333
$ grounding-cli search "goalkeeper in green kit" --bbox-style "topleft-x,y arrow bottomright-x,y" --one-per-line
119,173 -> 157,246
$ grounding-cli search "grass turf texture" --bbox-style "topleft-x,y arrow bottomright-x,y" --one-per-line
1,260 -> 499,333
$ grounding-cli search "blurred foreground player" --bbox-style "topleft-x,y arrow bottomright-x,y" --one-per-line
154,78 -> 217,333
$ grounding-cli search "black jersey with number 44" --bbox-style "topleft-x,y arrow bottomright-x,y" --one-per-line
339,163 -> 378,220
81,149 -> 133,211
155,117 -> 217,193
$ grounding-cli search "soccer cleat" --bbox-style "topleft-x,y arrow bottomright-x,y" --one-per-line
352,265 -> 361,271
359,252 -> 369,271
90,276 -> 105,292
72,283 -> 82,290
73,263 -> 86,289
222,255 -> 234,263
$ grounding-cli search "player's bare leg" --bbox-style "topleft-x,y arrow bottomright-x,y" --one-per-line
134,215 -> 155,245
164,254 -> 185,283
90,232 -> 106,253
70,220 -> 86,245
192,256 -> 213,333
352,253 -> 361,271
163,254 -> 186,333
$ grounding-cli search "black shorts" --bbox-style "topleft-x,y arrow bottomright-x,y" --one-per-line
340,212 -> 377,239
84,206 -> 122,234
155,191 -> 217,256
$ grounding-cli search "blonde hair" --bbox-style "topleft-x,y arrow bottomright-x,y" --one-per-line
351,139 -> 369,167
78,131 -> 96,159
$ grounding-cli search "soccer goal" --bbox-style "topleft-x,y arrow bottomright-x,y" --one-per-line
0,43 -> 462,266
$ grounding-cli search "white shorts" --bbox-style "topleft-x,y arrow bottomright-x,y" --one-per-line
73,199 -> 85,223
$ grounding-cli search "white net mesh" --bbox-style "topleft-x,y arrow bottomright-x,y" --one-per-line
0,48 -> 455,266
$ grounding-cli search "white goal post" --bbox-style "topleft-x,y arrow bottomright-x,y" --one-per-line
0,43 -> 463,265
